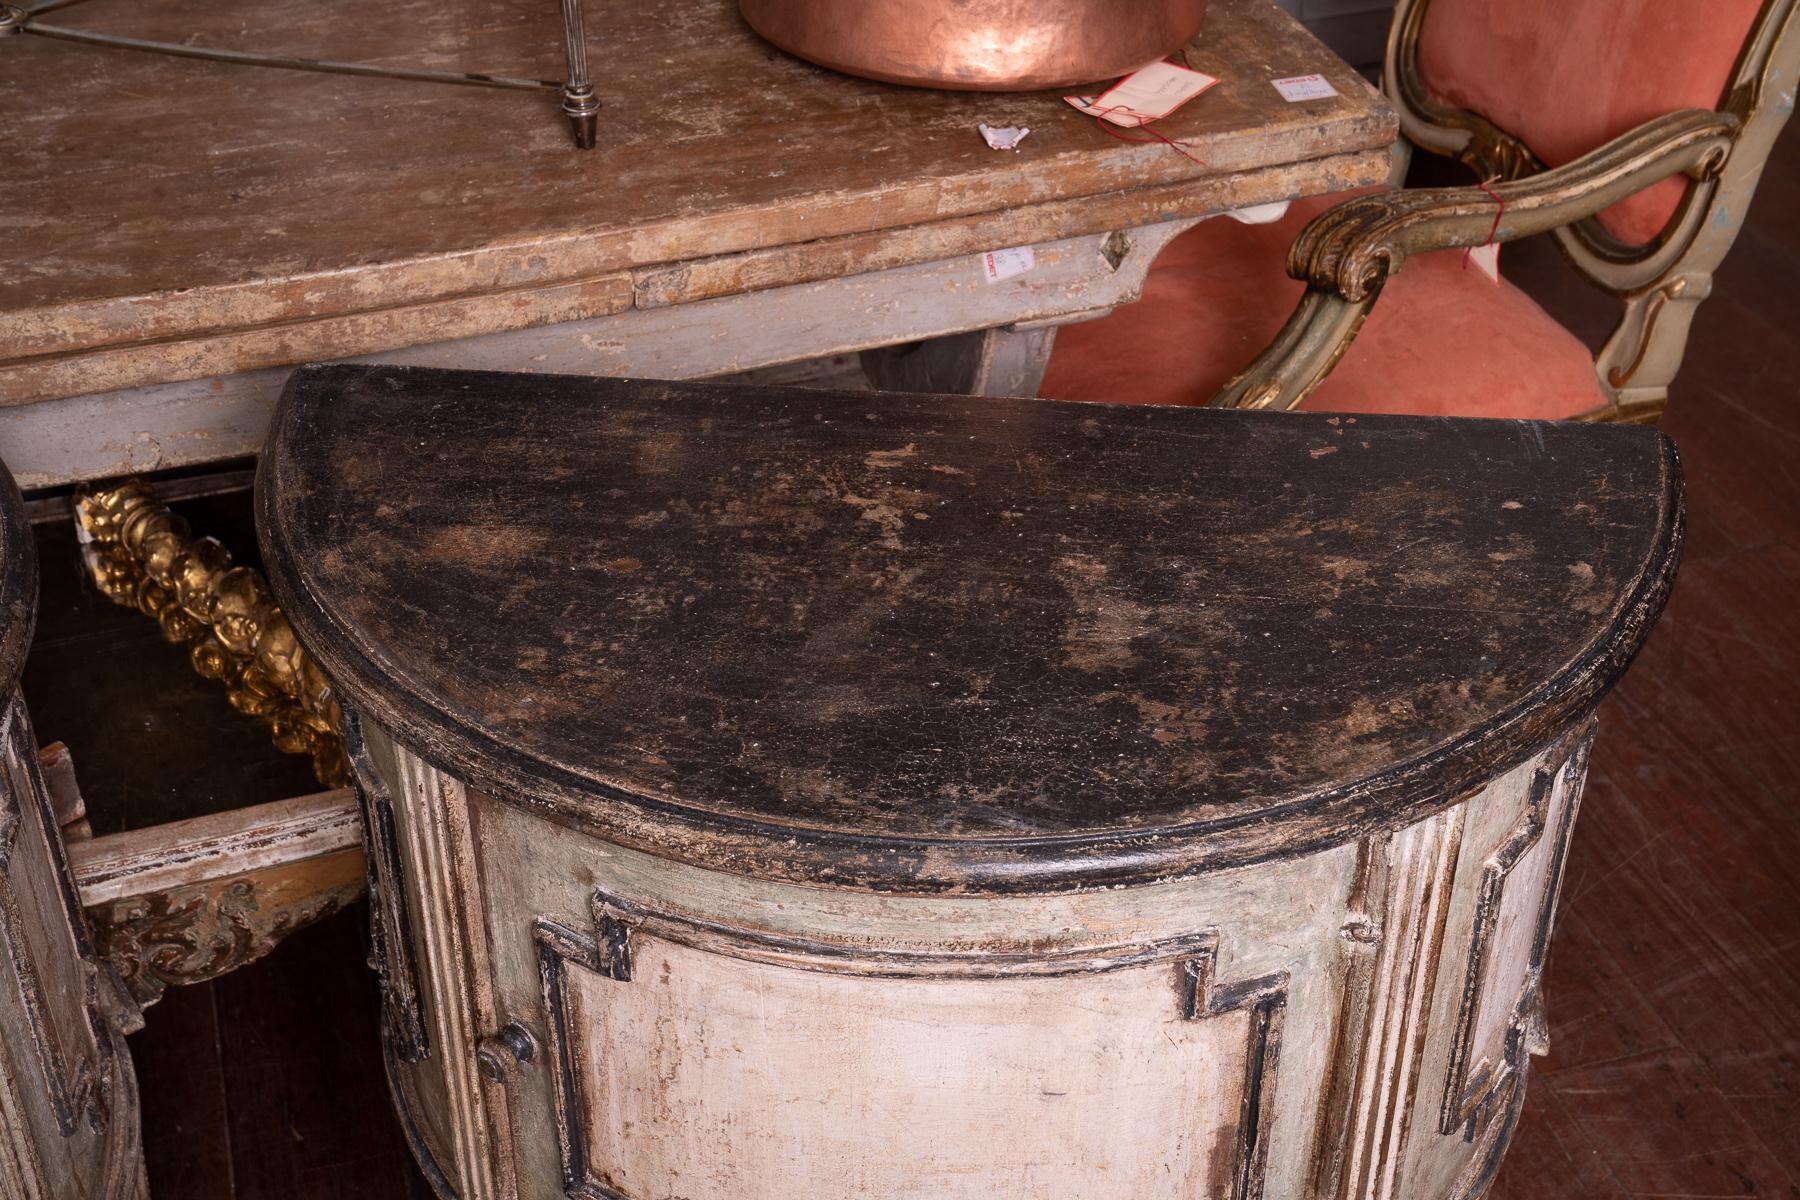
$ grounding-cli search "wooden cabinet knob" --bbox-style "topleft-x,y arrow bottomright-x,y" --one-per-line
474,1023 -> 537,1084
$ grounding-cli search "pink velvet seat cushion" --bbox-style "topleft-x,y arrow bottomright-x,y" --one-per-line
1037,193 -> 1609,420
1416,0 -> 1762,246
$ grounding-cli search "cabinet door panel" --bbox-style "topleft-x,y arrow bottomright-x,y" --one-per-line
0,697 -> 142,1199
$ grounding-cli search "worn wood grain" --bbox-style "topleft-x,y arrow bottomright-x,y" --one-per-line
68,789 -> 361,908
258,363 -> 1680,892
0,0 -> 1395,403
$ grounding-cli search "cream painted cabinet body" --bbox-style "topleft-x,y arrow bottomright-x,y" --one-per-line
358,723 -> 1586,1200
258,365 -> 1683,1200
0,464 -> 144,1199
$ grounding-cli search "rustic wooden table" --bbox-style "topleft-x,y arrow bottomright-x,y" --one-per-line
1,0 -> 1394,490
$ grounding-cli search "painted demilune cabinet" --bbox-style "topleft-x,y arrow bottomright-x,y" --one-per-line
258,364 -> 1680,1200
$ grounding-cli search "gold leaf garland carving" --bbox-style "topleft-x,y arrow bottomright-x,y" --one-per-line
73,479 -> 349,788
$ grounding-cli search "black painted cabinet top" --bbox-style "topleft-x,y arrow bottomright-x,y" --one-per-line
259,365 -> 1680,893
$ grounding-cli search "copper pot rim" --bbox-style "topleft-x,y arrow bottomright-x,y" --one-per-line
738,0 -> 1210,94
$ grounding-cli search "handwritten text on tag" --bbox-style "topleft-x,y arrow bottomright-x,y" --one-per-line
1067,61 -> 1220,128
1272,73 -> 1339,102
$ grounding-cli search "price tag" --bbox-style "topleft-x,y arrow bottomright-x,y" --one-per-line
980,246 -> 1036,285
978,124 -> 1031,151
1467,242 -> 1502,285
1272,73 -> 1339,102
1067,61 -> 1220,128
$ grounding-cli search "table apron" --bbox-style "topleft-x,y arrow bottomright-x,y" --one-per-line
0,219 -> 1217,490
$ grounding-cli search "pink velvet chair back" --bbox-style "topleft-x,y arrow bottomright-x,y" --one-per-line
1415,0 -> 1766,245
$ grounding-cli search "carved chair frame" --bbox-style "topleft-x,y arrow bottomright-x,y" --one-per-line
1214,0 -> 1800,422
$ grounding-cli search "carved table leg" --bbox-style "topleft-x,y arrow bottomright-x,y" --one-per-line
68,790 -> 367,1008
862,323 -> 1068,399
860,217 -> 1213,399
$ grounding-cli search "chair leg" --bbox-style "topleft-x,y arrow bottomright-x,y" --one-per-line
558,0 -> 599,149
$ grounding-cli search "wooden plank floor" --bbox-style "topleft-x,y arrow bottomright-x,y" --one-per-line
46,117 -> 1798,1199
1487,114 -> 1800,1199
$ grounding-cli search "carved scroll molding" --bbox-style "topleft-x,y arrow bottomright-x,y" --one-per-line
344,712 -> 429,1064
1318,806 -> 1465,1200
1286,111 -> 1739,305
0,699 -> 147,1200
533,919 -> 621,1200
83,876 -> 359,1009
382,745 -> 509,1200
535,893 -> 1289,1200
1439,729 -> 1595,1140
73,478 -> 349,789
69,789 -> 366,1008
1557,0 -> 1798,281
1182,954 -> 1291,1200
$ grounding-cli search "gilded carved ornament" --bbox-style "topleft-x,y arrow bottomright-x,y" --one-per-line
73,479 -> 349,789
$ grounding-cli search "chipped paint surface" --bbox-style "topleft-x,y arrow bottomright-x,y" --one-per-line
261,365 -> 1681,892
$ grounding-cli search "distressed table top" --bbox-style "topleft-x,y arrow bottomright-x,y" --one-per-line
260,365 -> 1682,894
1,0 -> 1394,404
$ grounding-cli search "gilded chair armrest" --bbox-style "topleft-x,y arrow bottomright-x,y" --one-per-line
1210,291 -> 1374,411
1210,108 -> 1740,412
1291,108 -> 1741,303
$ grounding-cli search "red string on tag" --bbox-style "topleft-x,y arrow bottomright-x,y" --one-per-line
1088,105 -> 1208,167
1462,177 -> 1506,272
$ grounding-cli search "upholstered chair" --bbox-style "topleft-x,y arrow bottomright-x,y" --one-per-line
1040,0 -> 1797,422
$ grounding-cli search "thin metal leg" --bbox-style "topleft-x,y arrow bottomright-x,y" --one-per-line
558,0 -> 599,149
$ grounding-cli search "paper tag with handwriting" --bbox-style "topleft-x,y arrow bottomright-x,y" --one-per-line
1067,61 -> 1220,128
1272,73 -> 1339,102
980,246 -> 1036,285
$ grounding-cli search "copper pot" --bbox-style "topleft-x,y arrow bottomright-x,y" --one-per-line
739,0 -> 1209,92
